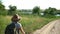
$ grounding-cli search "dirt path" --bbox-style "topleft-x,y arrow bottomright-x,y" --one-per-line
33,19 -> 60,34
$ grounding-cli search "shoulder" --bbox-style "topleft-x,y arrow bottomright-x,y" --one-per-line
16,22 -> 22,26
15,22 -> 22,28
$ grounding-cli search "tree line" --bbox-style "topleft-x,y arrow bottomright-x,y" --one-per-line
0,1 -> 60,17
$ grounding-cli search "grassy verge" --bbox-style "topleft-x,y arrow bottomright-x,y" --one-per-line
0,15 -> 60,34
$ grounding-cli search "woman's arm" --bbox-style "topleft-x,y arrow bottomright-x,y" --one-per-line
19,26 -> 25,34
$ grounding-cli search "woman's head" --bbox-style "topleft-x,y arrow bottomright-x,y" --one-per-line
11,14 -> 21,22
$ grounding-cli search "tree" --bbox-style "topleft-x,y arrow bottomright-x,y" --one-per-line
32,6 -> 40,15
44,7 -> 57,15
43,7 -> 57,18
0,0 -> 5,10
8,5 -> 17,15
0,0 -> 7,15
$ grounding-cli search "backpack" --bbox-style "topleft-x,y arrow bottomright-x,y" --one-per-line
5,23 -> 16,34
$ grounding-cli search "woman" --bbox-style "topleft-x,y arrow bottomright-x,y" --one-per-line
11,14 -> 25,34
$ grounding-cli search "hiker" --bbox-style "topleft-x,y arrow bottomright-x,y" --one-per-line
5,14 -> 25,34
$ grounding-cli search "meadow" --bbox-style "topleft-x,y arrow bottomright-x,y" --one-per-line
0,15 -> 60,34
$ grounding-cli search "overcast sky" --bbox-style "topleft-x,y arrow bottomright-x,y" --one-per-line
2,0 -> 60,9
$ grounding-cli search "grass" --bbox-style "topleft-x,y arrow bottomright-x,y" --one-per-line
0,15 -> 60,34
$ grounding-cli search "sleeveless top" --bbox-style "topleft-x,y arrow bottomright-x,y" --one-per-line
12,22 -> 22,34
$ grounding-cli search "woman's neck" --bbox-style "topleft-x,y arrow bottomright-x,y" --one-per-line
12,21 -> 18,23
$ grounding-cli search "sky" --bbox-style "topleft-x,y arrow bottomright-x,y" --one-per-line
2,0 -> 60,9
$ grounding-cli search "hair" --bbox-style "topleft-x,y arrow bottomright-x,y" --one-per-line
11,14 -> 20,22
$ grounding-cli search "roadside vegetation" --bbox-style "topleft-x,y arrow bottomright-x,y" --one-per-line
0,15 -> 60,34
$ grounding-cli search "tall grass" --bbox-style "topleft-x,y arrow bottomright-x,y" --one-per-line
0,15 -> 60,34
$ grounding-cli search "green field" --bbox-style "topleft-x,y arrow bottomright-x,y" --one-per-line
0,15 -> 60,34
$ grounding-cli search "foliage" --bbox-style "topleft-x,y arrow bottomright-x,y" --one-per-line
0,1 -> 7,15
32,6 -> 40,15
44,7 -> 57,16
8,5 -> 17,15
56,10 -> 60,14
